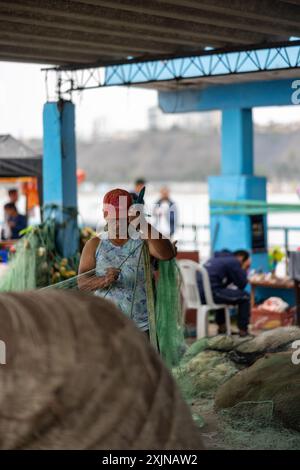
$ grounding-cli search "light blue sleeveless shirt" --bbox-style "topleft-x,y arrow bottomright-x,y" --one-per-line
94,233 -> 149,331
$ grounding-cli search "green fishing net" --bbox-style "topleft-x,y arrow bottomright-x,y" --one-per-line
174,333 -> 300,450
46,241 -> 185,368
156,258 -> 186,368
0,220 -> 79,292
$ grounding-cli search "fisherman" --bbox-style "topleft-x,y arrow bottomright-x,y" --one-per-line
2,202 -> 27,240
78,188 -> 176,336
197,249 -> 251,337
7,188 -> 19,205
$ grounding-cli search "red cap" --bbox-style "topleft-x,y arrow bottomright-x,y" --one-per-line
103,188 -> 133,219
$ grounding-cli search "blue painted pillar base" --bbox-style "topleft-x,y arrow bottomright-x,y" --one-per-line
43,100 -> 79,258
208,175 -> 268,271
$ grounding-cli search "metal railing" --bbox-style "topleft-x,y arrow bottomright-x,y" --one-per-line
84,222 -> 300,254
176,224 -> 300,254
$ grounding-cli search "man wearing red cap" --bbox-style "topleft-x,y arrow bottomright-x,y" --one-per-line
78,188 -> 175,335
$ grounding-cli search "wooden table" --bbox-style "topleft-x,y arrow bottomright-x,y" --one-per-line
249,276 -> 300,326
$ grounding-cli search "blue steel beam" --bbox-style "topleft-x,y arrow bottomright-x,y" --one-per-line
159,78 -> 299,112
104,43 -> 300,87
46,41 -> 300,94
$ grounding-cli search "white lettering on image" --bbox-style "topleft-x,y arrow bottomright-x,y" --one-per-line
291,339 -> 300,365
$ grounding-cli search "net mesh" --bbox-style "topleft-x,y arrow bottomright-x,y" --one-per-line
0,223 -> 185,367
0,221 -> 79,292
156,258 -> 185,367
174,335 -> 300,450
2,223 -> 300,449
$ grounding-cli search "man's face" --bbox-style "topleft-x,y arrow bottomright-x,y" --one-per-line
9,191 -> 18,203
160,187 -> 169,200
104,216 -> 129,238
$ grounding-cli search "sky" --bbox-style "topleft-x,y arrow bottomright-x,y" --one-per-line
0,62 -> 300,140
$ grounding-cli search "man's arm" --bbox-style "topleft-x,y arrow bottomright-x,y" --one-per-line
228,260 -> 248,290
129,206 -> 176,261
143,223 -> 176,260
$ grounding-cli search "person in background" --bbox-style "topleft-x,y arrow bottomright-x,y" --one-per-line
2,203 -> 27,240
131,178 -> 146,202
153,186 -> 178,238
197,249 -> 251,337
8,188 -> 19,205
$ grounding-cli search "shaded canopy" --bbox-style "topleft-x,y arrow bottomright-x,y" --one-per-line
0,134 -> 42,178
0,0 -> 293,67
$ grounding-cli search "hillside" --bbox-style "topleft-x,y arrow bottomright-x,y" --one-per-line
27,123 -> 300,183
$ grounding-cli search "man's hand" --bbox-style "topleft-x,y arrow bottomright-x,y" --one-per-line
103,267 -> 120,287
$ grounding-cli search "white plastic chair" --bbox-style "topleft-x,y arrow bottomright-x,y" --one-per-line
178,259 -> 231,338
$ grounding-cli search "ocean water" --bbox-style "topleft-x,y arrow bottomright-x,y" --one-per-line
77,182 -> 300,256
1,182 -> 299,257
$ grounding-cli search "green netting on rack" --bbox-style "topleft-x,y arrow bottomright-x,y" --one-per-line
0,221 -> 79,292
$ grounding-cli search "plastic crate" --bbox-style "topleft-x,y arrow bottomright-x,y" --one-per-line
251,306 -> 295,330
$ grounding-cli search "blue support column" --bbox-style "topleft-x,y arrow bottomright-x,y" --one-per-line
209,108 -> 268,270
221,109 -> 253,175
158,78 -> 300,271
43,100 -> 79,257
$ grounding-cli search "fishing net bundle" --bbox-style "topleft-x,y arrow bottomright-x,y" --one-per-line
0,220 -> 80,292
0,290 -> 203,450
175,327 -> 300,450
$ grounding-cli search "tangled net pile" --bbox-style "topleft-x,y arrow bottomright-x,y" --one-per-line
174,327 -> 300,450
